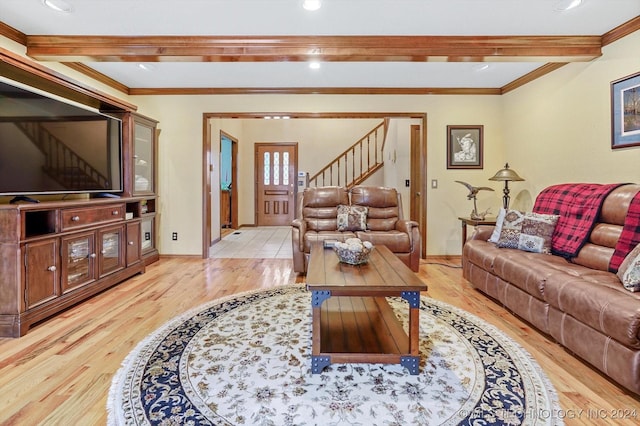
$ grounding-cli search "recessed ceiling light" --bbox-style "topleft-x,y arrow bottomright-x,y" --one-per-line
138,63 -> 156,71
309,61 -> 321,70
303,0 -> 322,12
554,0 -> 583,12
42,0 -> 73,13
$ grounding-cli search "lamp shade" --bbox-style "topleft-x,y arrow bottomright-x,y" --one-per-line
489,163 -> 524,182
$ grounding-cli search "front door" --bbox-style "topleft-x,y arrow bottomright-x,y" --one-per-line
255,143 -> 297,226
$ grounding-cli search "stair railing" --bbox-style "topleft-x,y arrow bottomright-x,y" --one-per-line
308,120 -> 388,189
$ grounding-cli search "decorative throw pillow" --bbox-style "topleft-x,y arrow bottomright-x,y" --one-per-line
617,244 -> 640,292
517,212 -> 560,254
496,209 -> 525,249
337,205 -> 368,231
488,208 -> 507,243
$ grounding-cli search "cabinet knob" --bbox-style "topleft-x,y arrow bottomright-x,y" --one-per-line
71,216 -> 80,221
101,250 -> 106,254
128,241 -> 134,245
47,266 -> 57,272
89,253 -> 97,258
112,210 -> 120,215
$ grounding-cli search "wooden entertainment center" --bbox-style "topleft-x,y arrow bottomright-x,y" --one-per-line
0,48 -> 160,337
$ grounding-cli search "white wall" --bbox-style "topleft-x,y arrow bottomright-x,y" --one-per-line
502,31 -> 640,212
383,118 -> 424,217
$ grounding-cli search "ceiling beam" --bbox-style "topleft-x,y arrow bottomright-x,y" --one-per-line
26,35 -> 602,63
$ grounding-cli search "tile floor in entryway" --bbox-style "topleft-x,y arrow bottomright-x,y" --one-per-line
209,226 -> 292,259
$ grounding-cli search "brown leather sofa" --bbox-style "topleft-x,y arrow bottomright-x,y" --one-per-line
462,184 -> 640,394
291,186 -> 420,273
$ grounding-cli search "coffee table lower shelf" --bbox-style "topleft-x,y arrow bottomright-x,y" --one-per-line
311,292 -> 421,374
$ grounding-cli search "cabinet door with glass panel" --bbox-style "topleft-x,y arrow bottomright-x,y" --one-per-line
98,225 -> 126,278
61,231 -> 96,294
132,114 -> 158,196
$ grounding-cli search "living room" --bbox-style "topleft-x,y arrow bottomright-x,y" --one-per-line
1,1 -> 640,424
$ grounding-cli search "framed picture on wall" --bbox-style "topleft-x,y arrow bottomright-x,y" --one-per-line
611,71 -> 640,149
446,125 -> 483,169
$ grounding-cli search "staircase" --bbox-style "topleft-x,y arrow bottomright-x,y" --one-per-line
309,120 -> 388,189
15,121 -> 110,190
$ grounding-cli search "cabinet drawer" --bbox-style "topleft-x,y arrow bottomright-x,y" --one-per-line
61,204 -> 125,231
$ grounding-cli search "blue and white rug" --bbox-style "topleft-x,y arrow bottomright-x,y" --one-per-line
108,285 -> 562,425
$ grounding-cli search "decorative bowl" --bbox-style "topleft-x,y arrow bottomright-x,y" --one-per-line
333,239 -> 374,265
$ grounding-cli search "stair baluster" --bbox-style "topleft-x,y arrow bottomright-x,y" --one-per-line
309,120 -> 387,189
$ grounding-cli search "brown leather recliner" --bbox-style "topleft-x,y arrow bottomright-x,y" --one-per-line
291,186 -> 420,273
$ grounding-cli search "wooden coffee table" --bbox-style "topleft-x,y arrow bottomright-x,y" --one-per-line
306,241 -> 427,374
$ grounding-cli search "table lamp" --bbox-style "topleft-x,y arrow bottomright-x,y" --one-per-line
489,163 -> 524,210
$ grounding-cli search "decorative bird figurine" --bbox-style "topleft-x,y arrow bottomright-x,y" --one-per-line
455,181 -> 494,220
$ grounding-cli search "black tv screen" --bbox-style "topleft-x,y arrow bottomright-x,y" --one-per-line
0,79 -> 122,196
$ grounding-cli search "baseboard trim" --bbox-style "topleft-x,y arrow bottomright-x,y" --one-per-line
424,255 -> 461,262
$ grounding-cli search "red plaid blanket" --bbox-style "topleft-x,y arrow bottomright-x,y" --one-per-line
610,190 -> 640,272
533,183 -> 624,258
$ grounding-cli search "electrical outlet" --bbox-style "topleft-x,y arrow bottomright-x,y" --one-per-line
172,232 -> 178,241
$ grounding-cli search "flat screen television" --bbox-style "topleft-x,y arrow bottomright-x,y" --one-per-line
0,78 -> 123,198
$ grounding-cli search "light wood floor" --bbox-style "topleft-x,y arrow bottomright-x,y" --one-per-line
1,256 -> 639,425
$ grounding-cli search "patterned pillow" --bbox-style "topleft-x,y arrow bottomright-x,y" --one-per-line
517,212 -> 559,254
337,205 -> 368,231
488,208 -> 506,243
496,210 -> 525,249
496,210 -> 559,253
617,244 -> 640,292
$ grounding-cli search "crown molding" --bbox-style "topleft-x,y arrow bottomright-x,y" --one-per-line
0,21 -> 26,45
501,63 -> 568,94
62,62 -> 130,94
0,47 -> 136,111
129,87 -> 502,96
602,15 -> 640,46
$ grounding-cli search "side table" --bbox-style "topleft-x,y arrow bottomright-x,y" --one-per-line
458,216 -> 497,252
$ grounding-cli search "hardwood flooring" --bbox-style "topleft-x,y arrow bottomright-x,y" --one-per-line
1,256 -> 639,425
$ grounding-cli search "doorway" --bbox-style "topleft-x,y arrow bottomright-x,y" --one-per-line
202,113 -> 427,259
254,142 -> 298,226
220,132 -> 238,231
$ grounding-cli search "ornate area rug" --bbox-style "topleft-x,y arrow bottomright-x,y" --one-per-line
108,285 -> 562,425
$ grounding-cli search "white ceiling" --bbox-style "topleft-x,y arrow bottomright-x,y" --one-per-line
1,0 -> 639,90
